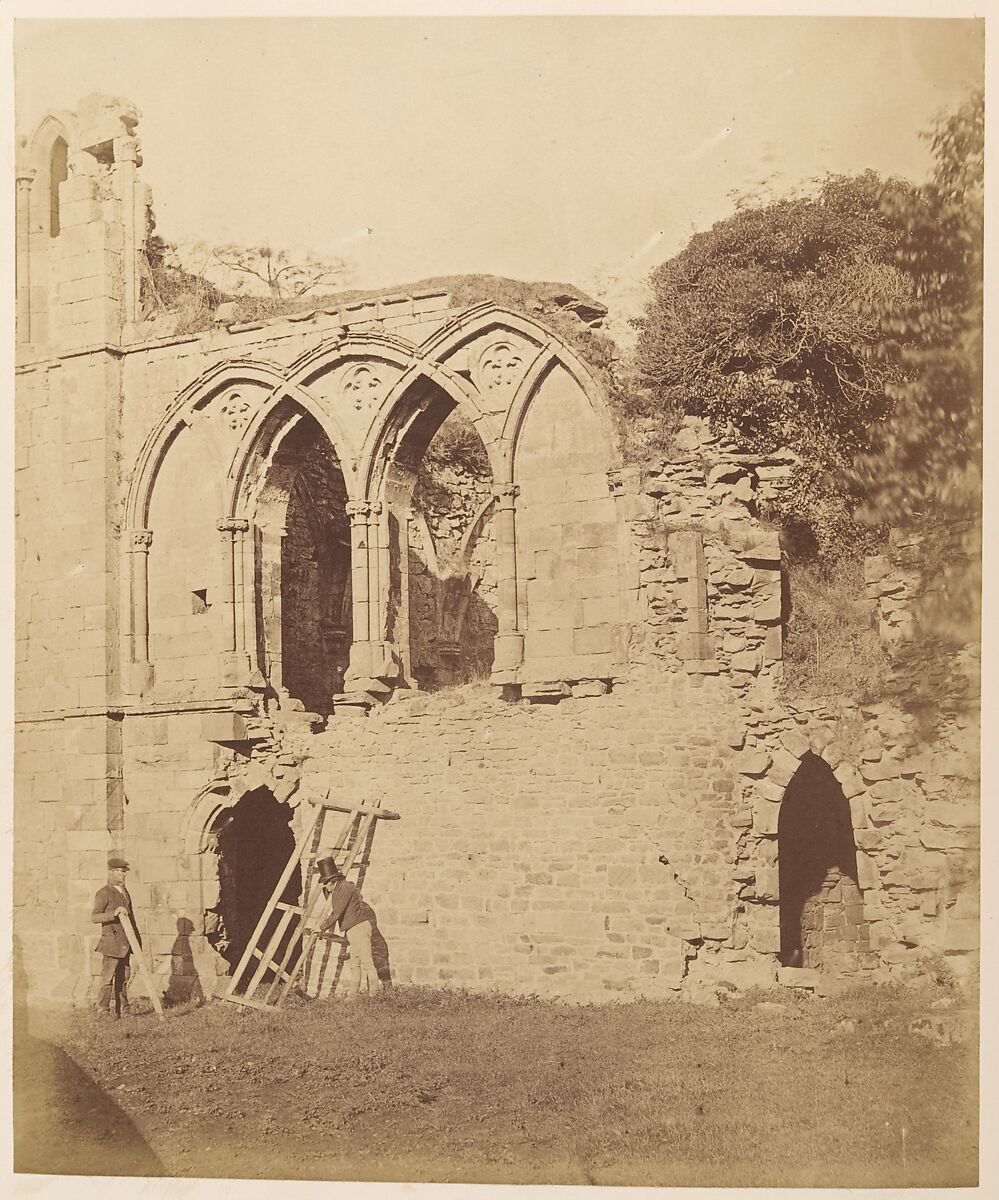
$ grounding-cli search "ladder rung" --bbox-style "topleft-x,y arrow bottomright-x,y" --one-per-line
247,948 -> 294,982
222,993 -> 274,1012
229,794 -> 398,1007
316,802 -> 400,820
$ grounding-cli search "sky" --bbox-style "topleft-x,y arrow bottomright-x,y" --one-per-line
13,15 -> 986,315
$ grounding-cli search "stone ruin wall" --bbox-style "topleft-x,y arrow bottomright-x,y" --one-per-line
13,96 -> 979,1009
20,413 -> 976,1009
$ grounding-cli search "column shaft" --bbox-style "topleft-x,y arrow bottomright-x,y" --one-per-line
346,501 -> 371,648
491,484 -> 524,677
129,530 -> 153,661
15,173 -> 34,344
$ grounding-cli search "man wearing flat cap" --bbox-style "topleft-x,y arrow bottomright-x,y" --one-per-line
91,855 -> 140,1017
314,857 -> 381,995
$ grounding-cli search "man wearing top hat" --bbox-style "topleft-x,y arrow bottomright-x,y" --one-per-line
314,857 -> 381,995
91,855 -> 140,1017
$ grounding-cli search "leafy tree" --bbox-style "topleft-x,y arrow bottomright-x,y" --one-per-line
634,171 -> 915,560
849,90 -> 983,636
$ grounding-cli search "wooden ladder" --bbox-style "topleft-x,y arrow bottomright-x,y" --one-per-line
220,792 -> 399,1012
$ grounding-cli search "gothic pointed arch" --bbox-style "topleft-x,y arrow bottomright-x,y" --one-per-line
223,380 -> 356,518
125,358 -> 287,532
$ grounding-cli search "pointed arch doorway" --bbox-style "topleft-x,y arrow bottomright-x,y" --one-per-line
777,753 -> 871,971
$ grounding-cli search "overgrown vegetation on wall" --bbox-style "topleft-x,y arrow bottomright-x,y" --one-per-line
848,90 -> 983,648
140,249 -> 618,376
623,90 -> 982,708
632,170 -> 914,564
782,559 -> 888,702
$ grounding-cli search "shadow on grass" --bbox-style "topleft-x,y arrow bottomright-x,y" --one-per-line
12,932 -> 164,1177
14,1030 -> 166,1177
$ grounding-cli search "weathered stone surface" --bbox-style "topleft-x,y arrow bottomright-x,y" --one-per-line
753,595 -> 782,623
860,757 -> 900,782
856,853 -> 880,891
767,747 -> 802,788
832,764 -> 865,798
752,796 -> 780,836
738,749 -> 771,776
847,793 -> 868,830
777,966 -> 820,990
738,532 -> 781,564
780,729 -> 810,759
731,650 -> 761,673
864,555 -> 889,585
944,918 -> 979,953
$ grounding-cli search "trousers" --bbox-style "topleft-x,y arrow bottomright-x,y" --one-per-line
98,954 -> 131,1014
344,920 -> 381,994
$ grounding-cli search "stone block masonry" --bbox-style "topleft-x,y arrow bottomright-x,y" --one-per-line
293,672 -> 749,1001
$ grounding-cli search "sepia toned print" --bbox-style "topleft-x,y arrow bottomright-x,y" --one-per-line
12,14 -> 982,1189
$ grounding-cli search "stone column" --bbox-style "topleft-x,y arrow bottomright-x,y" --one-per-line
369,501 -> 387,643
15,169 -> 35,344
345,501 -> 373,680
491,483 -> 524,679
218,518 -> 250,682
259,524 -> 287,692
113,136 -> 140,324
399,511 -> 414,684
236,519 -> 256,671
128,529 -> 154,693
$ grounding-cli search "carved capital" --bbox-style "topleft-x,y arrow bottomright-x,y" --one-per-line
345,501 -> 372,522
130,529 -> 153,551
15,168 -> 36,191
114,136 -> 141,165
217,518 -> 250,536
368,501 -> 383,517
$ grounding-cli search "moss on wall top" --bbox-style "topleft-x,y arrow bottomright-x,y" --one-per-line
138,265 -> 619,376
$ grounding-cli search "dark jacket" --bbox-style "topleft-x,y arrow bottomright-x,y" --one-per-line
320,879 -> 366,936
92,883 -> 139,958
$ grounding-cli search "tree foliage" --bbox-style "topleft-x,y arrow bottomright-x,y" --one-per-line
849,91 -> 983,539
848,90 -> 984,647
635,171 -> 915,560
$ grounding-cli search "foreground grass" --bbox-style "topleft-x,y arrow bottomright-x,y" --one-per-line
14,983 -> 977,1187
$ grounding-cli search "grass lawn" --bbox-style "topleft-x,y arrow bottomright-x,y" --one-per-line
13,981 -> 978,1187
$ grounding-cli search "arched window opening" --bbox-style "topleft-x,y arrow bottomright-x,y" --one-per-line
253,410 -> 351,715
407,411 -> 497,691
49,137 -> 68,238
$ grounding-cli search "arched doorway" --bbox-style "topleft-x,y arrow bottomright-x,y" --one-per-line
777,753 -> 870,971
212,787 -> 301,980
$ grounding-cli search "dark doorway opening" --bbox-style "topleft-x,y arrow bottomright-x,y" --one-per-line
215,787 -> 301,984
778,752 -> 869,971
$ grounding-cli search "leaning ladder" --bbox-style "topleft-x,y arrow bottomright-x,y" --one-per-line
220,791 -> 400,1012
